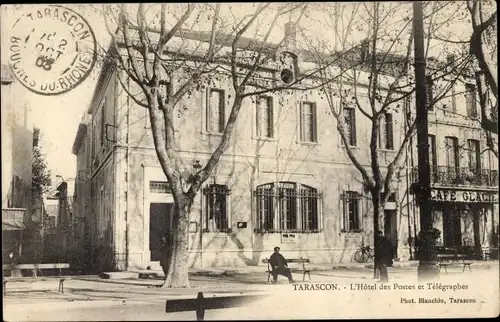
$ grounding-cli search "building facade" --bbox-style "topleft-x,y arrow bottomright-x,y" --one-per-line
408,77 -> 498,259
71,29 -> 498,272
1,64 -> 34,262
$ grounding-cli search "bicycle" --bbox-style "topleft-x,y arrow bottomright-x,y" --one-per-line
354,244 -> 374,263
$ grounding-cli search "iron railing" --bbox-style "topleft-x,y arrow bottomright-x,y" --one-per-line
411,166 -> 499,187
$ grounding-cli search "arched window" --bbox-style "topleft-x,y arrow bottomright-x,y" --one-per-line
254,182 -> 321,233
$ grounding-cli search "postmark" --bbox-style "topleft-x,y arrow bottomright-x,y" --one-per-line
8,5 -> 97,95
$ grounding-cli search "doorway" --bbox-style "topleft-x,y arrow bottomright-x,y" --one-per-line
442,209 -> 461,249
384,210 -> 398,258
149,203 -> 172,262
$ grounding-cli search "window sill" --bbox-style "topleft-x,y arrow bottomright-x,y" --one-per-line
341,145 -> 359,149
297,141 -> 319,146
341,229 -> 363,233
378,149 -> 395,153
201,131 -> 223,137
202,228 -> 232,234
252,136 -> 276,142
254,229 -> 322,234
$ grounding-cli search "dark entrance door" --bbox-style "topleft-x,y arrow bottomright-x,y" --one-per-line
149,203 -> 172,262
384,210 -> 398,258
443,209 -> 461,249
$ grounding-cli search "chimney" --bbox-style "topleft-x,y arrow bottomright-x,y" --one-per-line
284,22 -> 296,50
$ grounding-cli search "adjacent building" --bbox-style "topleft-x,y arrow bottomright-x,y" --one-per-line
71,26 -> 498,272
409,75 -> 499,258
1,64 -> 34,262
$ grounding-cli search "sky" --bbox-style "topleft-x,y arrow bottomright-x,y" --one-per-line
0,3 -> 484,184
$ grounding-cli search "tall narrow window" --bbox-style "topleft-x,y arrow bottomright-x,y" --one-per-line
204,184 -> 230,232
426,75 -> 434,111
343,106 -> 357,146
207,89 -> 225,133
467,139 -> 481,171
465,84 -> 478,118
428,134 -> 437,181
445,136 -> 459,181
379,113 -> 394,150
300,102 -> 317,142
450,83 -> 457,113
342,191 -> 361,232
255,184 -> 274,230
256,96 -> 273,138
278,182 -> 297,230
300,186 -> 319,230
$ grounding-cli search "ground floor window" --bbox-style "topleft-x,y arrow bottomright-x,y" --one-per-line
341,191 -> 362,232
203,184 -> 231,232
254,182 -> 321,233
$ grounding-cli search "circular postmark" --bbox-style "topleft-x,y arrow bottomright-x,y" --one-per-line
8,5 -> 97,96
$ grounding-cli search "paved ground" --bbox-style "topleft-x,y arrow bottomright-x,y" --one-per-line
3,261 -> 499,321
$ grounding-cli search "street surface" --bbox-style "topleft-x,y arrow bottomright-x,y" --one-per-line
3,264 -> 499,320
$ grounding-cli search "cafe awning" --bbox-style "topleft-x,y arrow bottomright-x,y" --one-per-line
2,208 -> 27,231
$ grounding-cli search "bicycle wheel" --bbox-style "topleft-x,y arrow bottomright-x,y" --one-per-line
354,250 -> 367,263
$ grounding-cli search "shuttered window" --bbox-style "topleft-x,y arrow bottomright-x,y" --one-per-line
256,96 -> 274,138
343,106 -> 357,146
300,102 -> 317,142
207,89 -> 225,133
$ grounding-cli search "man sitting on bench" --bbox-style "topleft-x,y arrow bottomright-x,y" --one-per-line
269,247 -> 294,284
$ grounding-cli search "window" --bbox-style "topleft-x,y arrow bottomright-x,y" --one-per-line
100,98 -> 106,146
343,106 -> 357,146
203,184 -> 230,232
255,182 -> 321,232
445,136 -> 459,179
149,181 -> 171,194
256,96 -> 274,138
378,113 -> 394,150
450,83 -> 457,113
341,191 -> 361,232
467,139 -> 481,171
428,134 -> 437,180
299,102 -> 317,142
465,84 -> 478,118
206,88 -> 225,133
426,75 -> 434,111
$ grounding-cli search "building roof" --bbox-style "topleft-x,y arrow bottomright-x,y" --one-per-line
86,26 -> 406,115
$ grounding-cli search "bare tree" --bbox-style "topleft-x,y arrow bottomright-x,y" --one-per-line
429,0 -> 497,153
301,2 -> 473,277
99,3 -> 339,288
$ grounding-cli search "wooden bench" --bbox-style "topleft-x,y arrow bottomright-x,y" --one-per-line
2,263 -> 70,295
262,257 -> 311,283
437,254 -> 472,273
166,291 -> 268,320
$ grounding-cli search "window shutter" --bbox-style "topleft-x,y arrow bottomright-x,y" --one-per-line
426,76 -> 434,110
312,103 -> 318,142
386,113 -> 393,149
206,88 -> 210,132
268,97 -> 274,138
299,103 -> 304,141
218,91 -> 225,133
351,108 -> 357,146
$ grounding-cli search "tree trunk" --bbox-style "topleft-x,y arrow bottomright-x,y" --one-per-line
372,191 -> 386,278
159,197 -> 192,288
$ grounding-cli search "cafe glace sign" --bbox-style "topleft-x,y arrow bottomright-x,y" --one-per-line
431,189 -> 498,203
